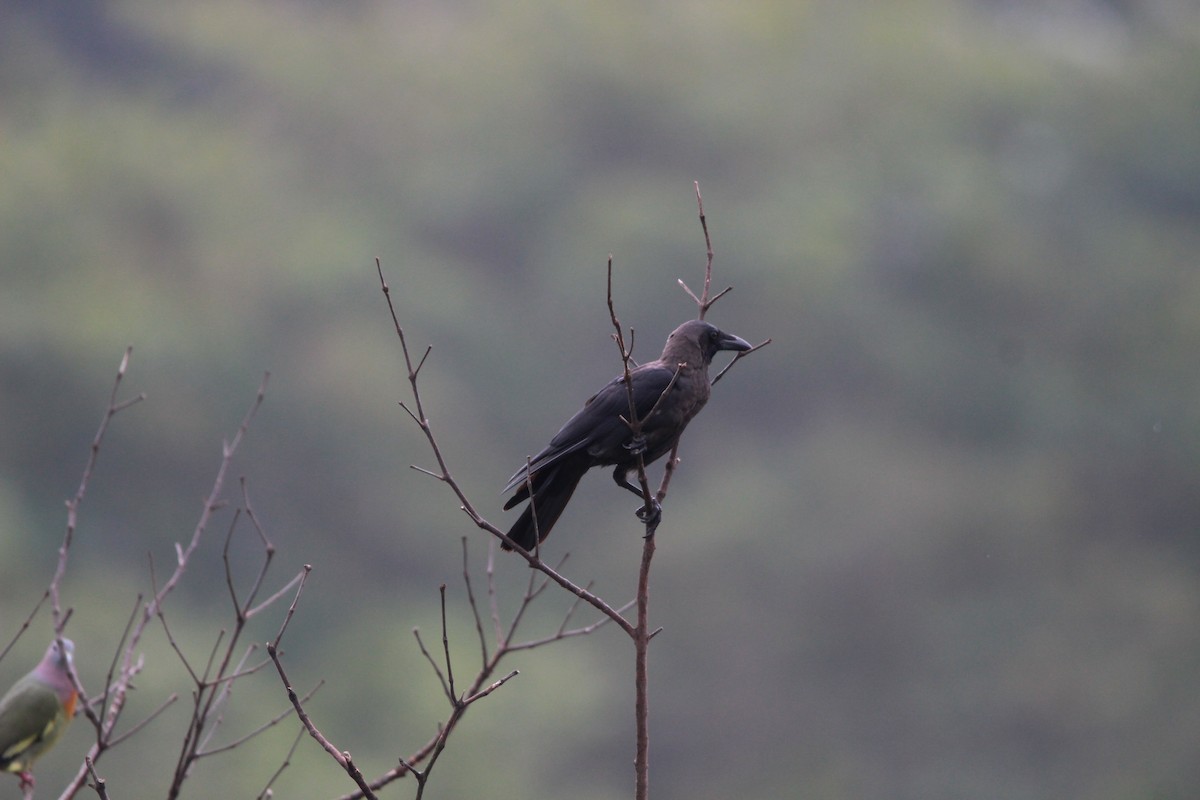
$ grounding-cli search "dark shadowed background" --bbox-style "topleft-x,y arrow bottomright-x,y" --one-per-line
1,2 -> 1198,798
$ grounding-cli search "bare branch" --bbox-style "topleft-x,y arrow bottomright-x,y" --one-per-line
412,626 -> 452,704
461,539 -> 489,669
711,338 -> 772,385
485,543 -> 503,645
150,372 -> 270,619
198,681 -> 321,759
413,345 -> 432,378
504,551 -> 573,646
224,478 -> 278,619
0,595 -> 48,664
223,509 -> 248,619
677,276 -> 703,307
507,598 -> 633,652
692,180 -> 715,318
106,693 -> 179,748
267,644 -> 378,800
84,757 -> 108,800
82,596 -> 141,721
271,566 -> 313,646
439,586 -> 457,703
257,727 -> 306,800
462,669 -> 519,704
35,347 -> 142,722
151,563 -> 204,685
408,464 -> 443,481
246,570 -> 309,621
606,256 -> 661,532
633,530 -> 656,800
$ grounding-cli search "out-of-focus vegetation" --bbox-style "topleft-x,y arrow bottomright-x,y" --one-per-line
2,1 -> 1198,797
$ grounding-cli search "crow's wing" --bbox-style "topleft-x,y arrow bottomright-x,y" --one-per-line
503,363 -> 676,496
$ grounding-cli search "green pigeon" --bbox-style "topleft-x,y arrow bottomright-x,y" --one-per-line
0,639 -> 77,790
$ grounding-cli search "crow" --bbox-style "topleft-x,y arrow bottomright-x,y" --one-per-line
502,319 -> 751,551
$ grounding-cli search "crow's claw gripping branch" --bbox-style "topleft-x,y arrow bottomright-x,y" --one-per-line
635,499 -> 662,534
624,433 -> 648,457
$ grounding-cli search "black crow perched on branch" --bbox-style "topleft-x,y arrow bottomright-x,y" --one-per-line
502,320 -> 751,551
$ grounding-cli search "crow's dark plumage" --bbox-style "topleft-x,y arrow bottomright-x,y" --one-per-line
502,320 -> 751,551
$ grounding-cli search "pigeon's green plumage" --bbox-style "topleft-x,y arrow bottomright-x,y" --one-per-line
0,639 -> 77,788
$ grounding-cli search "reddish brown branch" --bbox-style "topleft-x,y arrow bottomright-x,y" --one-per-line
606,256 -> 664,527
84,757 -> 108,800
257,728 -> 306,800
321,536 -> 616,800
267,644 -> 379,800
634,531 -> 656,800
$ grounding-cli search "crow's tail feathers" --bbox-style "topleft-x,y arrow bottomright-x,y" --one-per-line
502,460 -> 587,551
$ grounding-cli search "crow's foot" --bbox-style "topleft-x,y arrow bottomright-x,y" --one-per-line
635,499 -> 662,535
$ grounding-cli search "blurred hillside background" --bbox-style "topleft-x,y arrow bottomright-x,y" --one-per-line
2,1 -> 1199,798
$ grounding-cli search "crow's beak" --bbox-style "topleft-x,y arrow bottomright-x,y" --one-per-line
716,330 -> 753,353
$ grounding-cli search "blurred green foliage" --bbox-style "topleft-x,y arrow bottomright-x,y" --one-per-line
1,1 -> 1199,798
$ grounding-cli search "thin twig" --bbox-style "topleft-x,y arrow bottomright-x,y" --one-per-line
37,349 -> 144,738
413,627 -> 452,704
106,693 -> 179,748
246,570 -> 308,620
711,338 -> 771,385
439,585 -> 457,703
170,459 -> 300,798
486,543 -> 502,645
84,757 -> 108,800
606,256 -> 661,527
0,596 -> 48,665
461,539 -> 489,669
328,544 -> 607,800
271,566 -> 312,646
462,669 -> 519,704
507,599 -> 633,652
52,347 -> 145,625
198,681 -> 321,758
267,645 -> 378,800
257,727 -> 306,800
